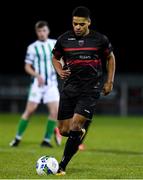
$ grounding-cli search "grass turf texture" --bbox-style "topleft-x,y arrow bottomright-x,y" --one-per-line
0,114 -> 143,179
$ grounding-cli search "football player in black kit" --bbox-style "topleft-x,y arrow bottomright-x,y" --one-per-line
52,6 -> 116,175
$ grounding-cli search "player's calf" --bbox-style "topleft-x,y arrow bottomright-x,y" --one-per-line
58,114 -> 86,171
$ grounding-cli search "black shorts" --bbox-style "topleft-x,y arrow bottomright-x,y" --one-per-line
58,83 -> 101,120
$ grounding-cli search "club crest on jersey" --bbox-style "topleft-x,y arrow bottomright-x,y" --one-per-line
78,40 -> 84,46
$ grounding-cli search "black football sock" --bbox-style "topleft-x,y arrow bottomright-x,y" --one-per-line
80,120 -> 91,144
59,130 -> 83,170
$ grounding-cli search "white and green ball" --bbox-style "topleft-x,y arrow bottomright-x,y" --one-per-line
36,156 -> 59,175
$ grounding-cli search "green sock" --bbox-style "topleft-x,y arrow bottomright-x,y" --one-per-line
44,119 -> 56,142
16,118 -> 29,139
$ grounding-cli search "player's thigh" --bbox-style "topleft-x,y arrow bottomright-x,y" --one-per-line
22,101 -> 39,118
58,91 -> 77,121
75,93 -> 100,120
25,101 -> 38,112
46,101 -> 59,119
71,113 -> 87,131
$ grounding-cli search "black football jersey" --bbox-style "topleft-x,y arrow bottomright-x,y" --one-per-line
52,30 -> 113,87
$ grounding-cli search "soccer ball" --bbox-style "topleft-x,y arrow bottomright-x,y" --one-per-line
36,155 -> 59,175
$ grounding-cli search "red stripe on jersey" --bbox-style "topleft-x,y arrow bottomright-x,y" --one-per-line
67,59 -> 101,66
64,47 -> 98,51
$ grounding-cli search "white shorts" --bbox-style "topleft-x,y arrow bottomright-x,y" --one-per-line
28,84 -> 59,104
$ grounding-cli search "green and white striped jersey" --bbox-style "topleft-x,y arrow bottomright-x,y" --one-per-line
25,39 -> 57,86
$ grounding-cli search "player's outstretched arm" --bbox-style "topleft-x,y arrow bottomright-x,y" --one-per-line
52,56 -> 71,79
103,52 -> 116,96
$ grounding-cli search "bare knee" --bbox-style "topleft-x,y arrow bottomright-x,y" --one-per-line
22,107 -> 36,119
21,102 -> 38,119
71,114 -> 86,131
49,111 -> 58,120
22,111 -> 31,119
71,120 -> 82,131
47,102 -> 58,120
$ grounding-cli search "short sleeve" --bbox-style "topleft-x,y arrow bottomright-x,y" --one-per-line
102,35 -> 113,58
52,37 -> 63,60
25,45 -> 35,64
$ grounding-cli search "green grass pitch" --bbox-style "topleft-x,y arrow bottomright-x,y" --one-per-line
0,114 -> 143,179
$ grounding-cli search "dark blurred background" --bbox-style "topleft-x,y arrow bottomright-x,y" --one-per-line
0,0 -> 142,74
0,0 -> 142,115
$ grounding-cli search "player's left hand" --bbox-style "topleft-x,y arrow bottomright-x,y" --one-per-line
102,82 -> 113,96
37,75 -> 45,86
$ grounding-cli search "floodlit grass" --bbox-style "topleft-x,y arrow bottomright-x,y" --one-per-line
0,114 -> 143,179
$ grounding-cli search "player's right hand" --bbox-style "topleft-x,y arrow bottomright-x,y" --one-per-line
102,82 -> 113,96
36,75 -> 45,86
58,69 -> 71,79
